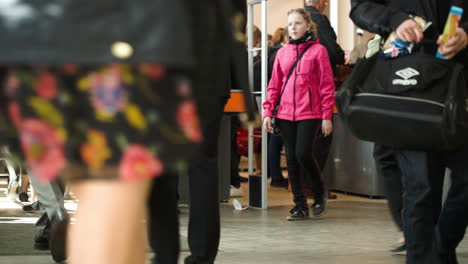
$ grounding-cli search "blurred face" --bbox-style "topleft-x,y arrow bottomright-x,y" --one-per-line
317,0 -> 329,12
288,13 -> 310,40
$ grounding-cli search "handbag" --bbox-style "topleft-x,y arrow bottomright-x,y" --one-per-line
336,50 -> 468,150
271,44 -> 313,135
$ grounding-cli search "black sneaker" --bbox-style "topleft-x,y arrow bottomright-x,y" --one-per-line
390,241 -> 406,253
18,192 -> 29,202
50,208 -> 69,262
287,205 -> 309,221
34,237 -> 49,250
23,201 -> 40,212
271,178 -> 289,188
312,193 -> 327,217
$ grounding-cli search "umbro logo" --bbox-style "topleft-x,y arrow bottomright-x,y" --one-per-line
393,67 -> 420,86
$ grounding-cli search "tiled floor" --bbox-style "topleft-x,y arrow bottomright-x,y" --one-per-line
0,178 -> 467,264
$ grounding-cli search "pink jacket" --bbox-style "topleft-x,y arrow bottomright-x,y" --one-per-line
263,40 -> 335,121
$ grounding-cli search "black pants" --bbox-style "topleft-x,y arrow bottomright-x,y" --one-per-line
313,131 -> 333,172
268,134 -> 284,181
148,173 -> 180,264
148,96 -> 227,264
396,148 -> 468,264
304,128 -> 333,194
373,144 -> 404,232
277,118 -> 324,206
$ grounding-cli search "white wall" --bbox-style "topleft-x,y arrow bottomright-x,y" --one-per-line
250,0 -> 304,35
248,0 -> 358,51
336,1 -> 355,51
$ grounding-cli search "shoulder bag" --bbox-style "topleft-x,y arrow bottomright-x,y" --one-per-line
271,44 -> 313,135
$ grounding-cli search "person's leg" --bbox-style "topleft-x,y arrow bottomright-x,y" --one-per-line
18,173 -> 30,202
147,173 -> 180,264
1,146 -> 20,200
396,150 -> 444,264
269,134 -> 285,182
373,144 -> 404,232
313,131 -> 333,172
295,119 -> 326,216
29,173 -> 67,262
68,179 -> 151,264
277,119 -> 304,206
313,130 -> 336,199
185,96 -> 226,264
254,152 -> 262,175
435,147 -> 468,262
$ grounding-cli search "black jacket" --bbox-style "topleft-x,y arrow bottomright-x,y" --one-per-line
253,44 -> 283,92
350,0 -> 468,66
0,0 -> 194,66
305,6 -> 345,75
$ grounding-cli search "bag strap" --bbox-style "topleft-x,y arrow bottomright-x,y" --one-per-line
273,43 -> 313,113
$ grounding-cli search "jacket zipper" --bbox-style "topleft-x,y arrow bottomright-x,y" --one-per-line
293,45 -> 299,121
355,93 -> 445,107
308,89 -> 313,111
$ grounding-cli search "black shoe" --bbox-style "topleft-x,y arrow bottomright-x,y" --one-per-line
448,249 -> 459,264
23,201 -> 41,212
49,209 -> 69,262
327,192 -> 337,200
287,205 -> 309,221
271,178 -> 289,188
18,192 -> 29,202
34,237 -> 49,250
184,255 -> 212,264
436,249 -> 458,264
311,193 -> 327,217
239,176 -> 249,183
390,241 -> 406,253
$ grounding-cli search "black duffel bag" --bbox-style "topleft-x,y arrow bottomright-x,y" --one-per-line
336,51 -> 468,151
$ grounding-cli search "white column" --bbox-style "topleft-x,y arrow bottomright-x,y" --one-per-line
329,0 -> 339,37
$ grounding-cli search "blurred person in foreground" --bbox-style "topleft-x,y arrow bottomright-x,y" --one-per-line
350,0 -> 468,263
0,1 -> 202,263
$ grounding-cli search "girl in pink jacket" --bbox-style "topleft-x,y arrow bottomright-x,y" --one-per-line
262,8 -> 335,221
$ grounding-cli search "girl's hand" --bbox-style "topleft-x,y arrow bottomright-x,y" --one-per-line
437,27 -> 468,59
322,119 -> 333,137
263,117 -> 273,132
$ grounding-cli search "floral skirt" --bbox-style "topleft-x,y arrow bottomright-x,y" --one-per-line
0,64 -> 201,182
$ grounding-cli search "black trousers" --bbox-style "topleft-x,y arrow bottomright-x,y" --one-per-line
313,131 -> 333,172
148,172 -> 180,264
277,118 -> 324,206
373,144 -> 404,232
396,147 -> 468,264
148,96 -> 227,264
303,128 -> 333,194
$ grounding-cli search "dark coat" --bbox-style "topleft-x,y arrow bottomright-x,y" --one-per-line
305,6 -> 345,75
253,44 -> 283,92
350,0 -> 468,67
